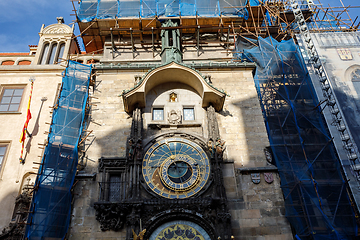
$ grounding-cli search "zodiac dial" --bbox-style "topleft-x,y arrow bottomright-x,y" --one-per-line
142,137 -> 210,199
149,220 -> 210,240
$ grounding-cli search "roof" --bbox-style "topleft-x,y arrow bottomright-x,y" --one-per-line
0,52 -> 29,56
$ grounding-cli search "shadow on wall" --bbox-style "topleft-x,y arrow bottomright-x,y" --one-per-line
226,94 -> 267,167
333,87 -> 360,150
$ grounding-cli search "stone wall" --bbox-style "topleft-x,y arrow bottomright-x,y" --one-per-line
69,66 -> 292,240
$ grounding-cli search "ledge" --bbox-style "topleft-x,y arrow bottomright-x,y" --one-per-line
236,165 -> 278,173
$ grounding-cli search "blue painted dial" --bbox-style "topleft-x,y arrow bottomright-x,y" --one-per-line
142,137 -> 210,199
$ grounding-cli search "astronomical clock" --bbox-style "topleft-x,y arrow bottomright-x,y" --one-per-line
142,137 -> 210,199
94,60 -> 231,240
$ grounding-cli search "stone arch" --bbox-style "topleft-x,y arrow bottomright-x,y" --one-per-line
122,62 -> 226,113
144,210 -> 216,240
41,23 -> 73,35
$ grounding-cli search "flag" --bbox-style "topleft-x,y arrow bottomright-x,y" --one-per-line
19,80 -> 34,162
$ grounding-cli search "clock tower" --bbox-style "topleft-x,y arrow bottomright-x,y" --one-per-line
94,56 -> 232,239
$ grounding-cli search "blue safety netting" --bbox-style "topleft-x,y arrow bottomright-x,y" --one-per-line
77,0 -> 253,22
236,36 -> 358,239
24,61 -> 92,240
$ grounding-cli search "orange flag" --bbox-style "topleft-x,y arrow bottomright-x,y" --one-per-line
19,80 -> 34,162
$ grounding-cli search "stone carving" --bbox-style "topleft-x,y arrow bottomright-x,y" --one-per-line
251,173 -> 261,184
207,105 -> 220,141
93,204 -> 128,231
98,158 -> 126,172
264,172 -> 274,184
0,182 -> 32,239
264,147 -> 274,164
43,25 -> 72,35
168,109 -> 181,124
215,138 -> 226,157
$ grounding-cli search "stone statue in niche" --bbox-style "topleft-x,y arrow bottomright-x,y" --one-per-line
168,109 -> 181,124
264,147 -> 274,165
215,138 -> 226,157
169,92 -> 177,102
128,139 -> 134,159
135,139 -> 143,160
207,138 -> 225,159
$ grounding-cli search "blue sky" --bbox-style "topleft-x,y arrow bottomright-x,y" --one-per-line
0,0 -> 359,53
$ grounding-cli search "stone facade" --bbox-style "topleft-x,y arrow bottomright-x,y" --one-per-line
68,64 -> 292,239
0,17 -> 293,240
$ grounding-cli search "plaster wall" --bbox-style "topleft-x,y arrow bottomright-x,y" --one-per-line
0,70 -> 62,229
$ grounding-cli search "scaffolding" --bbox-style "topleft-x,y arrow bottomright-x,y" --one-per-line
235,0 -> 360,239
71,0 -> 360,239
24,61 -> 92,240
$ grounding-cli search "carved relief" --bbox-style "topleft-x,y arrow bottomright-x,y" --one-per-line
168,109 -> 181,124
42,25 -> 72,35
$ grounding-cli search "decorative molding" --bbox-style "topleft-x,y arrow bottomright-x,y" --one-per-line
42,24 -> 72,35
167,109 -> 181,124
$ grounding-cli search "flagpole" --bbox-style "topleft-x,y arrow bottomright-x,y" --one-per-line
19,77 -> 35,164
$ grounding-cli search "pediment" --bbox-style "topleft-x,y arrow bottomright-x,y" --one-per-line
42,24 -> 73,35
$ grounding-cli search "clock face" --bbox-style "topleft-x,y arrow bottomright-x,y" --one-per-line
149,220 -> 210,240
142,137 -> 210,199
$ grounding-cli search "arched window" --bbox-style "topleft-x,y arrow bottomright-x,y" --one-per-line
48,44 -> 58,64
56,43 -> 65,64
1,60 -> 15,65
18,60 -> 31,65
40,43 -> 50,65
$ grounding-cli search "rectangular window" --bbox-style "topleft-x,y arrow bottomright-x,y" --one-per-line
0,87 -> 24,112
109,175 -> 122,202
183,107 -> 195,121
0,144 -> 8,172
152,108 -> 164,121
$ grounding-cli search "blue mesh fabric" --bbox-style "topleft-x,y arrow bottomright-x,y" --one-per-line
24,61 -> 91,240
77,0 -> 254,20
236,36 -> 358,239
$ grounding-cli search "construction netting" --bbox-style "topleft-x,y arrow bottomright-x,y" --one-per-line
24,61 -> 92,240
77,0 -> 259,22
236,36 -> 358,239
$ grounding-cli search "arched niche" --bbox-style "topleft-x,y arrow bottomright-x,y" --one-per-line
122,62 -> 226,113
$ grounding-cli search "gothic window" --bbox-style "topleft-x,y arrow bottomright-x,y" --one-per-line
39,43 -> 50,64
48,43 -> 58,64
39,42 -> 66,64
183,107 -> 195,121
108,174 -> 123,202
152,107 -> 164,121
56,43 -> 66,64
99,170 -> 126,202
351,69 -> 360,82
0,86 -> 24,112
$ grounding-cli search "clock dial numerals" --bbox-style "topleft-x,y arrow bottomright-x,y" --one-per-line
142,138 -> 210,199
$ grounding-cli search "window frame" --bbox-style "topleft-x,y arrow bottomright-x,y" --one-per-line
0,142 -> 10,179
183,106 -> 195,121
0,85 -> 26,113
48,43 -> 58,65
39,42 -> 50,65
152,106 -> 165,121
55,42 -> 66,64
